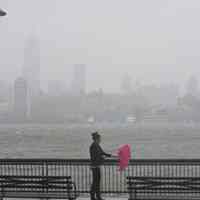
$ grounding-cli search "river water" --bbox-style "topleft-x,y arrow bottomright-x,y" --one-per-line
0,123 -> 200,159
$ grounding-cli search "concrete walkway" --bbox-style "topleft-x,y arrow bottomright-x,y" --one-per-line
1,198 -> 127,200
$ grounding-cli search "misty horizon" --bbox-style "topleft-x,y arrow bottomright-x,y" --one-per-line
1,0 -> 200,93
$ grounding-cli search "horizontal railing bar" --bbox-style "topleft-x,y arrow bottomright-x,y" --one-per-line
1,185 -> 73,189
0,176 -> 72,178
127,177 -> 200,179
0,181 -> 73,184
1,158 -> 200,163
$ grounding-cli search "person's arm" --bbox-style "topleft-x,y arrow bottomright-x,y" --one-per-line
103,152 -> 112,157
110,155 -> 118,158
98,145 -> 112,157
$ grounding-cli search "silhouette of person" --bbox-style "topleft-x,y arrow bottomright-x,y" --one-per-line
89,132 -> 112,200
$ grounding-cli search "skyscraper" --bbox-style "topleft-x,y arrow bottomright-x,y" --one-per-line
48,80 -> 66,96
71,64 -> 86,95
14,77 -> 28,121
23,36 -> 40,98
0,80 -> 11,102
121,74 -> 132,94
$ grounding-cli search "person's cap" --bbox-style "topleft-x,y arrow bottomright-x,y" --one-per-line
91,131 -> 100,139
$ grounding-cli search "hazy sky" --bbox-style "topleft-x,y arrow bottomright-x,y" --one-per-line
1,0 -> 200,92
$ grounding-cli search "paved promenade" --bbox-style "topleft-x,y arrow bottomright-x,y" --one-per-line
1,198 -> 127,200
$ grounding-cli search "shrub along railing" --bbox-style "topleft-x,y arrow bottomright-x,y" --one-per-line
1,159 -> 200,198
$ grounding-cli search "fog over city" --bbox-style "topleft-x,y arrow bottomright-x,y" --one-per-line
2,3 -> 200,200
1,0 -> 200,92
1,0 -> 200,163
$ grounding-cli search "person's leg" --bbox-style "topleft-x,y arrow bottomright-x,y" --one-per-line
90,168 -> 98,200
96,167 -> 103,200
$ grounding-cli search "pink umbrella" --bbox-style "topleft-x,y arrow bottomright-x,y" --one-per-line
117,144 -> 131,171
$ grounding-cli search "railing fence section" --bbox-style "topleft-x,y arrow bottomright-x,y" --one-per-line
0,159 -> 200,197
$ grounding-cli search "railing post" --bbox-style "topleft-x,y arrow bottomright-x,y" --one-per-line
0,178 -> 3,200
134,181 -> 137,200
0,162 -> 3,200
41,160 -> 48,200
128,181 -> 137,200
45,160 -> 49,200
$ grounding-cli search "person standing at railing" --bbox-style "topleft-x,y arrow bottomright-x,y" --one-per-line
89,132 -> 115,200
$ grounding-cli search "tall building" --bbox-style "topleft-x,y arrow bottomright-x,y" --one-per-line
23,36 -> 40,98
14,77 -> 28,121
0,80 -> 12,103
71,64 -> 86,95
186,75 -> 199,97
48,80 -> 66,96
121,74 -> 132,94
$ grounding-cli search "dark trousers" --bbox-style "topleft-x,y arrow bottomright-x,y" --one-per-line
90,167 -> 101,199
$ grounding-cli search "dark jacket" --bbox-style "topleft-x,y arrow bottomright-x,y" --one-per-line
90,142 -> 111,166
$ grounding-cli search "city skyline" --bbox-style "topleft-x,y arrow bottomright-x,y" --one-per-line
1,1 -> 200,93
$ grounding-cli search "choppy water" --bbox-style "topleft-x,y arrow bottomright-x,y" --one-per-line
0,123 -> 200,159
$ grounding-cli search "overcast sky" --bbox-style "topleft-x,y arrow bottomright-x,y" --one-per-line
1,0 -> 200,92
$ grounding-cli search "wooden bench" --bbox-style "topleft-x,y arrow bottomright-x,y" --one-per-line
0,159 -> 80,200
127,176 -> 200,200
0,175 -> 78,200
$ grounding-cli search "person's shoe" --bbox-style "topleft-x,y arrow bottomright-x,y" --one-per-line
96,197 -> 105,200
90,194 -> 97,200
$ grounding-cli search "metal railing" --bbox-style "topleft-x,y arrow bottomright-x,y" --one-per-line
1,159 -> 200,197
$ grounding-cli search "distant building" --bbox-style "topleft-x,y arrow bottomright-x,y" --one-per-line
121,74 -> 132,94
0,80 -> 12,103
142,111 -> 168,123
71,64 -> 86,95
48,80 -> 66,96
22,36 -> 40,98
186,75 -> 199,97
0,102 -> 11,123
14,77 -> 28,121
125,115 -> 136,123
139,83 -> 179,106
